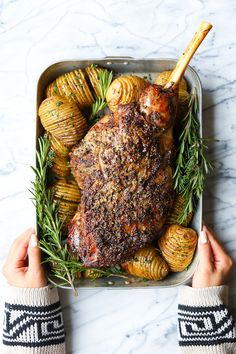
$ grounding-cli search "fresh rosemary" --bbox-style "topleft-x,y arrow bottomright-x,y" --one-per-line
89,69 -> 113,124
30,136 -> 126,293
30,136 -> 84,294
173,88 -> 213,224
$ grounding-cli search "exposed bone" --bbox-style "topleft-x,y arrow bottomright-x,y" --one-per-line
165,21 -> 212,89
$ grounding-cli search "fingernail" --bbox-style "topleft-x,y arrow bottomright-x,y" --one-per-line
200,230 -> 208,244
30,234 -> 38,248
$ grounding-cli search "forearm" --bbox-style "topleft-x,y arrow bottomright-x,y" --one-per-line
3,285 -> 66,354
178,285 -> 236,354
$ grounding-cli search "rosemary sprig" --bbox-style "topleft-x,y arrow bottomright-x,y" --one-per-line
173,88 -> 213,224
89,69 -> 113,124
91,97 -> 107,118
30,136 -> 85,295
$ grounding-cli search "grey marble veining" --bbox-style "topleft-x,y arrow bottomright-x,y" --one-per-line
0,0 -> 236,353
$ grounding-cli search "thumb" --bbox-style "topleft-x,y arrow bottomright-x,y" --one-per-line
27,234 -> 42,273
197,227 -> 213,267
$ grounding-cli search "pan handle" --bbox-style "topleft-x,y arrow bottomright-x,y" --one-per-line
103,56 -> 134,61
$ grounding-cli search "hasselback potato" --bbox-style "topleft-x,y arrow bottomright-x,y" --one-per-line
155,70 -> 188,91
158,224 -> 197,272
85,65 -> 108,98
53,179 -> 81,204
166,194 -> 193,227
51,154 -> 70,177
49,135 -> 70,177
155,71 -> 190,119
106,75 -> 148,112
38,95 -> 88,147
52,179 -> 80,228
50,135 -> 69,157
56,69 -> 94,109
122,246 -> 169,280
178,89 -> 190,105
177,89 -> 190,118
46,81 -> 59,97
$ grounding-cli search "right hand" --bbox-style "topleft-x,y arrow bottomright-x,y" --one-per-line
2,228 -> 47,288
192,225 -> 233,288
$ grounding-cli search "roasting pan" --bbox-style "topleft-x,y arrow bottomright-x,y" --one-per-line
36,57 -> 202,289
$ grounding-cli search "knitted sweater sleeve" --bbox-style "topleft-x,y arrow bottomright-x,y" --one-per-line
2,285 -> 66,354
178,285 -> 236,354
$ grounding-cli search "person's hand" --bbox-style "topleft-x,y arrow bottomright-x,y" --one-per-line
2,228 -> 47,288
192,225 -> 233,288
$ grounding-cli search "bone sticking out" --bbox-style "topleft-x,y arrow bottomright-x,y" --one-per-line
164,21 -> 213,90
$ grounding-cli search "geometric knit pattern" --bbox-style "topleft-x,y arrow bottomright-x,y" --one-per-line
178,304 -> 236,347
3,301 -> 65,347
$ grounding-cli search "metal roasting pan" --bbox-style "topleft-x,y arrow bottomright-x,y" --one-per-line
36,57 -> 202,289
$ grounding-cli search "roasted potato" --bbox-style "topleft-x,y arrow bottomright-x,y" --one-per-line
85,65 -> 109,98
50,135 -> 69,157
155,70 -> 188,91
122,246 -> 169,280
46,81 -> 59,97
155,71 -> 190,119
38,95 -> 88,147
52,179 -> 80,228
106,75 -> 148,112
178,89 -> 190,105
166,194 -> 193,227
158,224 -> 198,272
56,69 -> 94,109
53,178 -> 81,204
51,154 -> 70,177
49,135 -> 70,177
57,200 -> 78,227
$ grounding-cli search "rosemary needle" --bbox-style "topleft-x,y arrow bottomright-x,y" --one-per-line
173,88 -> 213,224
89,69 -> 113,124
30,136 -> 84,295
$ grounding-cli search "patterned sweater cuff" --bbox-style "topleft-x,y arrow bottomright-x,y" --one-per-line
178,285 -> 236,352
5,285 -> 60,307
3,285 -> 65,353
178,285 -> 229,307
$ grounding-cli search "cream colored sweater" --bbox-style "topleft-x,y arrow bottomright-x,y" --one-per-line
3,285 -> 236,353
2,285 -> 66,353
178,286 -> 236,354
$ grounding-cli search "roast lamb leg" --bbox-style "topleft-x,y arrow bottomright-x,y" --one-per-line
68,22 -> 212,267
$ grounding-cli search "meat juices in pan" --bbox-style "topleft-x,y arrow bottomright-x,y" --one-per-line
68,84 -> 177,267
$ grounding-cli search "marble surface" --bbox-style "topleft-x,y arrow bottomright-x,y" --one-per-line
0,0 -> 236,353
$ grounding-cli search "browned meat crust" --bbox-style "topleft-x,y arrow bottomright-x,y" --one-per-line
68,84 -> 177,267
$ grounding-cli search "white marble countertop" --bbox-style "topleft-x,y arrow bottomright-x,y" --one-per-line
0,0 -> 236,353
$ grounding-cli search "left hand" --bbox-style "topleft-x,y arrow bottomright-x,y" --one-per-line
192,225 -> 233,288
2,228 -> 47,288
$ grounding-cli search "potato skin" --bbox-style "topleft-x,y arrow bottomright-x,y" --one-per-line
155,70 -> 188,91
155,71 -> 190,116
46,81 -> 59,97
52,69 -> 94,108
122,246 -> 169,280
51,179 -> 80,230
166,194 -> 193,227
158,224 -> 198,272
51,154 -> 70,177
38,95 -> 88,147
85,65 -> 109,98
50,135 -> 69,157
106,75 -> 148,112
53,179 -> 81,204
